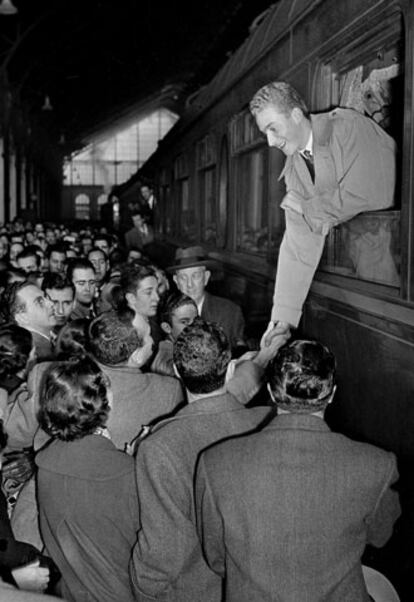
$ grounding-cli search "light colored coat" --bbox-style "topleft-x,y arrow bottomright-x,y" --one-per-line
273,108 -> 396,326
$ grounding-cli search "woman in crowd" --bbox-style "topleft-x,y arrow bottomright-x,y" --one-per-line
36,356 -> 139,602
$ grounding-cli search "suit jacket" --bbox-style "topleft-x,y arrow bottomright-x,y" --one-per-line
273,108 -> 396,327
125,225 -> 154,250
4,360 -> 184,453
130,393 -> 272,602
201,292 -> 245,351
195,413 -> 401,602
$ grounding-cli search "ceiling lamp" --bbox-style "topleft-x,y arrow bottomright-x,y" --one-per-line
42,95 -> 53,111
0,0 -> 18,16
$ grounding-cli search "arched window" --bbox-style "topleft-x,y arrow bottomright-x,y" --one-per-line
75,193 -> 90,220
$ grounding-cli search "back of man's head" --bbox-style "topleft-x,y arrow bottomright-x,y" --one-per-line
89,311 -> 141,365
268,340 -> 336,414
173,317 -> 231,395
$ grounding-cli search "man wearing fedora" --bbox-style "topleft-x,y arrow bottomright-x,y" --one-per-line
168,246 -> 246,354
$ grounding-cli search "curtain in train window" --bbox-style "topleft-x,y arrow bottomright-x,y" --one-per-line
178,178 -> 196,242
200,167 -> 216,246
236,148 -> 267,254
318,37 -> 402,289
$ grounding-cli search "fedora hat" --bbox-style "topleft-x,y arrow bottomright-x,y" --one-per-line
168,246 -> 214,272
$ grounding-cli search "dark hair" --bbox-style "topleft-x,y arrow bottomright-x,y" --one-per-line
89,311 -> 140,365
38,357 -> 110,441
173,317 -> 231,394
93,233 -> 111,246
117,264 -> 156,313
0,281 -> 30,322
268,340 -> 336,413
88,247 -> 109,262
16,247 -> 40,266
66,258 -> 95,283
250,81 -> 310,118
159,291 -> 197,326
46,243 -> 67,260
42,272 -> 75,296
0,323 -> 33,380
54,319 -> 89,360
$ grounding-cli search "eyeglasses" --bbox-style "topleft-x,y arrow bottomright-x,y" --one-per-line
74,279 -> 96,288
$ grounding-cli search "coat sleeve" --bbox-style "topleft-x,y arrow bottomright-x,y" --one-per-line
195,456 -> 226,578
365,452 -> 401,548
271,207 -> 326,327
130,440 -> 195,600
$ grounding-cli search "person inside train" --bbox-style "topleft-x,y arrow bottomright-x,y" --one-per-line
249,81 -> 396,345
36,356 -> 139,602
130,317 -> 288,602
124,207 -> 154,251
168,245 -> 247,356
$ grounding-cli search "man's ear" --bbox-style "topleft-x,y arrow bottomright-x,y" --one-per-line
326,384 -> 337,405
267,382 -> 277,404
14,311 -> 27,327
173,274 -> 179,288
204,270 -> 211,286
291,107 -> 304,124
161,321 -> 172,336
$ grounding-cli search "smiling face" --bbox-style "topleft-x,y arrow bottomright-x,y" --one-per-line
126,275 -> 160,318
255,105 -> 310,155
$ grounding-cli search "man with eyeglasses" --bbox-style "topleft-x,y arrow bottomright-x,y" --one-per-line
168,246 -> 246,356
2,281 -> 57,361
67,258 -> 97,321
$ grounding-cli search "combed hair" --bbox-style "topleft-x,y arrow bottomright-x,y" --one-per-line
38,356 -> 110,441
66,258 -> 95,283
173,317 -> 230,394
0,281 -> 30,322
42,272 -> 75,295
16,247 -> 40,265
159,291 -> 197,326
55,319 -> 89,360
249,81 -> 310,118
0,323 -> 33,379
89,311 -> 141,365
46,243 -> 67,260
268,340 -> 336,413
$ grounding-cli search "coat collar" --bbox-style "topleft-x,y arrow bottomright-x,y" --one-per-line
176,391 -> 243,417
268,412 -> 331,432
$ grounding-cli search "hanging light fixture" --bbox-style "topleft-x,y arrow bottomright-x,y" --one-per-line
42,95 -> 53,111
0,0 -> 18,16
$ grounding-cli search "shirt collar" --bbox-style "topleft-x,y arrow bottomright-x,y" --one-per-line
300,131 -> 313,156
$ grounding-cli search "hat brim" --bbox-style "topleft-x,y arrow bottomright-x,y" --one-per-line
167,258 -> 215,272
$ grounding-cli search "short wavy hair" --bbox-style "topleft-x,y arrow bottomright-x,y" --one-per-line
38,356 -> 110,441
268,340 -> 336,413
249,81 -> 310,118
159,291 -> 197,326
89,311 -> 141,365
173,317 -> 231,394
0,323 -> 33,379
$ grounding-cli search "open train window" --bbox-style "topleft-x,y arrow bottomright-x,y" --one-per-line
315,20 -> 403,290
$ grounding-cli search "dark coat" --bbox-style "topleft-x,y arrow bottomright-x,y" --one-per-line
201,292 -> 245,351
130,392 -> 272,602
195,413 -> 401,602
36,435 -> 139,602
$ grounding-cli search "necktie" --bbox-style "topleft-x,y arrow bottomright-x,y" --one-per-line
302,149 -> 315,183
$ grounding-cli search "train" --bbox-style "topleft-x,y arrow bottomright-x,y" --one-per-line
126,0 -> 411,458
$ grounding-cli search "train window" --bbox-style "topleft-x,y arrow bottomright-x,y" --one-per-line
316,28 -> 403,289
236,147 -> 267,255
199,167 -> 216,246
217,137 -> 229,249
178,178 -> 197,242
